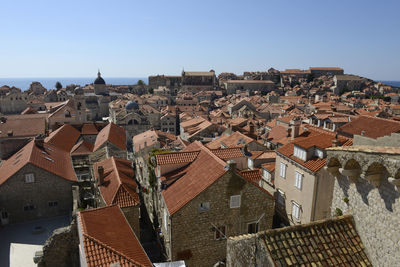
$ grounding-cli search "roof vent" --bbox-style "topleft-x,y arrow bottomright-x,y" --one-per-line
361,130 -> 366,136
7,130 -> 13,136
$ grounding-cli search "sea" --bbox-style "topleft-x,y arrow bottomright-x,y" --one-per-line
379,81 -> 400,88
0,77 -> 148,91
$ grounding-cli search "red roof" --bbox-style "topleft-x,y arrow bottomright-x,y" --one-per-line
94,157 -> 139,208
81,123 -> 99,135
71,140 -> 94,156
0,116 -> 46,138
240,169 -> 262,183
156,151 -> 200,166
45,124 -> 81,152
210,147 -> 244,159
93,123 -> 126,152
78,205 -> 152,267
162,146 -> 228,215
206,131 -> 257,149
0,139 -> 76,185
338,115 -> 400,139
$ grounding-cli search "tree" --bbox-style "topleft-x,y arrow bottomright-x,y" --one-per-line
137,80 -> 145,86
55,81 -> 62,90
148,87 -> 154,94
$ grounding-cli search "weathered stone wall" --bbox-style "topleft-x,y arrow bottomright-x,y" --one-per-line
331,174 -> 400,267
122,206 -> 140,238
0,164 -> 74,224
169,171 -> 275,267
226,233 -> 273,267
354,133 -> 400,147
38,220 -> 80,267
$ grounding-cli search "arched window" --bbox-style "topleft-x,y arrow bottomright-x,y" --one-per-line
65,110 -> 71,118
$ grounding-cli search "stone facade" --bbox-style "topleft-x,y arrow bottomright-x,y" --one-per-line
326,146 -> 400,267
226,232 -> 273,267
0,164 -> 74,224
161,170 -> 274,267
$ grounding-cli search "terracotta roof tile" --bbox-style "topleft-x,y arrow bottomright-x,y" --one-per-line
239,169 -> 262,183
338,115 -> 400,139
78,205 -> 152,267
162,146 -> 227,215
206,131 -> 256,149
0,116 -> 46,138
94,157 -> 139,208
81,123 -> 99,135
210,147 -> 244,159
156,151 -> 200,166
93,123 -> 126,152
0,139 -> 76,185
45,124 -> 81,152
262,162 -> 275,172
71,140 -> 94,156
261,215 -> 372,266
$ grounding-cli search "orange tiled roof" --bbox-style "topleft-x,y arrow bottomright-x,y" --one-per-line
162,145 -> 227,215
0,116 -> 45,138
71,140 -> 94,156
0,139 -> 76,185
93,123 -> 126,152
338,115 -> 400,139
239,169 -> 262,183
211,147 -> 244,159
45,124 -> 81,152
261,162 -> 275,172
155,151 -> 200,166
261,215 -> 371,266
78,205 -> 152,267
81,123 -> 99,135
206,131 -> 256,149
94,157 -> 139,208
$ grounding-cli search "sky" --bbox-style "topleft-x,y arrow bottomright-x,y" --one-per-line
0,0 -> 399,80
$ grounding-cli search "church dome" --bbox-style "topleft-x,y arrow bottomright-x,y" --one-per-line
94,70 -> 106,85
126,101 -> 139,110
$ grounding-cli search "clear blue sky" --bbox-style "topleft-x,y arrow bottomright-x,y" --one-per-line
0,0 -> 399,80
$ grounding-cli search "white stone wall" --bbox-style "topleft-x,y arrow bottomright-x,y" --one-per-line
331,175 -> 400,267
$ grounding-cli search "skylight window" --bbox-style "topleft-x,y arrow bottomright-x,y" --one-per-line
44,156 -> 54,162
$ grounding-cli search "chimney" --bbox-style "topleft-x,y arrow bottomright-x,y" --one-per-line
226,160 -> 237,173
290,119 -> 301,140
249,122 -> 255,133
34,134 -> 46,148
97,166 -> 105,185
286,127 -> 291,137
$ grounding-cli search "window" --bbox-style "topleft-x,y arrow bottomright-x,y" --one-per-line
262,169 -> 271,183
247,222 -> 259,234
315,148 -> 324,159
230,195 -> 241,208
1,211 -> 8,219
163,209 -> 168,232
198,202 -> 210,212
25,173 -> 35,183
169,128 -> 174,132
277,189 -> 285,205
48,201 -> 58,207
291,201 -> 301,220
24,204 -> 35,211
294,146 -> 306,161
215,226 -> 226,240
294,171 -> 303,190
280,162 -> 287,178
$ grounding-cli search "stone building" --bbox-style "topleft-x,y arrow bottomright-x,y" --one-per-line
274,122 -> 351,225
226,215 -> 372,267
0,87 -> 29,114
224,80 -> 276,95
0,114 -> 47,159
89,122 -> 127,163
309,67 -> 344,77
157,142 -> 275,266
93,157 -> 140,236
179,117 -> 225,142
148,75 -> 182,93
77,205 -> 152,267
325,132 -> 400,267
333,74 -> 365,93
0,137 -> 76,225
181,70 -> 216,92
